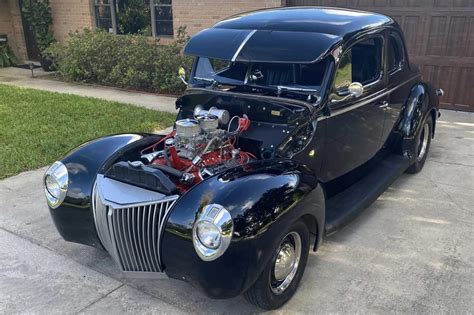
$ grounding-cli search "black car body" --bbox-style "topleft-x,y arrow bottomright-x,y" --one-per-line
44,7 -> 442,309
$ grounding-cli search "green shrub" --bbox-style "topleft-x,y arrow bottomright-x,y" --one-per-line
21,0 -> 54,54
0,43 -> 17,67
45,27 -> 192,94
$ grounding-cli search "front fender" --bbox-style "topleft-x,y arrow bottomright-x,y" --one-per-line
48,133 -> 161,247
162,159 -> 325,299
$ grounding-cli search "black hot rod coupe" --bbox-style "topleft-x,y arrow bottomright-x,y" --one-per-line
44,7 -> 443,309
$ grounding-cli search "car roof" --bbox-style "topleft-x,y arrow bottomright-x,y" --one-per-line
214,7 -> 394,37
184,7 -> 395,64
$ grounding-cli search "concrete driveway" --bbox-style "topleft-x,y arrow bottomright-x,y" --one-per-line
0,110 -> 472,313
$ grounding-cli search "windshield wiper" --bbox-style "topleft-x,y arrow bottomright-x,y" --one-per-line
194,76 -> 219,86
194,77 -> 246,91
276,86 -> 321,103
277,85 -> 318,94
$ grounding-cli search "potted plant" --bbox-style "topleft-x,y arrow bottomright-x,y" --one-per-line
21,0 -> 55,71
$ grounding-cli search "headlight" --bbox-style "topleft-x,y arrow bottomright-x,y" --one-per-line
196,220 -> 221,249
193,204 -> 233,261
44,161 -> 68,209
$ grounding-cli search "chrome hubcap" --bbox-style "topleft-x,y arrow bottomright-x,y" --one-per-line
270,232 -> 302,295
274,243 -> 296,281
417,123 -> 430,162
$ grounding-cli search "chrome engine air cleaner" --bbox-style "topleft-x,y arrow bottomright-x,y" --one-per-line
175,119 -> 201,139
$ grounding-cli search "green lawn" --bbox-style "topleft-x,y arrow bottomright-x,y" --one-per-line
0,84 -> 175,179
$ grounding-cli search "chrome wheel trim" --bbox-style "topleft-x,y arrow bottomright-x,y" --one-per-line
270,231 -> 302,295
417,123 -> 430,162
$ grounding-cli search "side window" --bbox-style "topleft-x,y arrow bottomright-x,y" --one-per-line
333,37 -> 383,91
387,33 -> 405,73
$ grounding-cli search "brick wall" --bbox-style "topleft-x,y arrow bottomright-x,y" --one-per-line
49,0 -> 94,43
2,0 -> 284,62
0,0 -> 28,60
0,0 -> 93,62
0,0 -> 13,37
172,0 -> 284,37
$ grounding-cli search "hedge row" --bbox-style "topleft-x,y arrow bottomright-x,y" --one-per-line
46,27 -> 192,94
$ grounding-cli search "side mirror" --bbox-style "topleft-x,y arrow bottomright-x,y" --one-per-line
330,82 -> 364,105
178,67 -> 188,85
348,82 -> 363,98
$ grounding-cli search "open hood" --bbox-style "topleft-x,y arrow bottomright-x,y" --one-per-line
183,28 -> 342,64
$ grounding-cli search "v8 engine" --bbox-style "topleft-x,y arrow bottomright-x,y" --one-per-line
138,105 -> 254,192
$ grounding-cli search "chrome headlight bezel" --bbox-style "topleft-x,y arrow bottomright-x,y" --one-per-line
44,161 -> 69,209
192,204 -> 233,261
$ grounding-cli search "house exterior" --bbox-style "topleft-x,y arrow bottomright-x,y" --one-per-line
0,0 -> 284,61
0,0 -> 472,111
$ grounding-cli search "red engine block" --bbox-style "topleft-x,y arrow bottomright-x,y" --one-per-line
147,116 -> 253,192
152,143 -> 252,192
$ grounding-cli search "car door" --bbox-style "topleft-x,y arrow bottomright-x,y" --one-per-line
319,35 -> 387,182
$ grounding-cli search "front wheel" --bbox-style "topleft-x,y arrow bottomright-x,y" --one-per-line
244,220 -> 309,310
406,115 -> 433,174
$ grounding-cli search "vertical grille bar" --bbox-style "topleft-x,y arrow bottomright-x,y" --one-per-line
154,202 -> 165,267
145,205 -> 157,272
125,208 -> 139,271
131,207 -> 144,271
107,208 -> 124,270
120,209 -> 134,270
140,205 -> 153,271
113,209 -> 130,270
92,184 -> 178,273
151,203 -> 160,270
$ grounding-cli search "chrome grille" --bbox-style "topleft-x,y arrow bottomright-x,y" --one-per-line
92,176 -> 178,274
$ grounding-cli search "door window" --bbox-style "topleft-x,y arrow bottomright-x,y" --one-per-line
333,37 -> 383,91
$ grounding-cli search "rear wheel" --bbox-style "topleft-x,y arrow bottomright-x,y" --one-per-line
406,115 -> 433,174
244,220 -> 309,310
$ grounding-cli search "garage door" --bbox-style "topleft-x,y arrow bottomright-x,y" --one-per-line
286,0 -> 474,112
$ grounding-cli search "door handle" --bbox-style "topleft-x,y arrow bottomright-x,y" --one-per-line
378,101 -> 389,109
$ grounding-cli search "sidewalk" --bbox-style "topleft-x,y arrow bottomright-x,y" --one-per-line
0,67 -> 178,113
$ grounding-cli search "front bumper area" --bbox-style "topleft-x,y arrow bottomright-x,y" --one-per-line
92,174 -> 179,275
92,174 -> 257,298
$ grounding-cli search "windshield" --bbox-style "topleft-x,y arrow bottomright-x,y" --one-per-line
191,57 -> 330,102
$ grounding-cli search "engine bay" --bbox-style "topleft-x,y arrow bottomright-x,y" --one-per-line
103,93 -> 312,195
120,105 -> 255,193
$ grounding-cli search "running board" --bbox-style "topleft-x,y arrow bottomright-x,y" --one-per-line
325,154 -> 411,235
